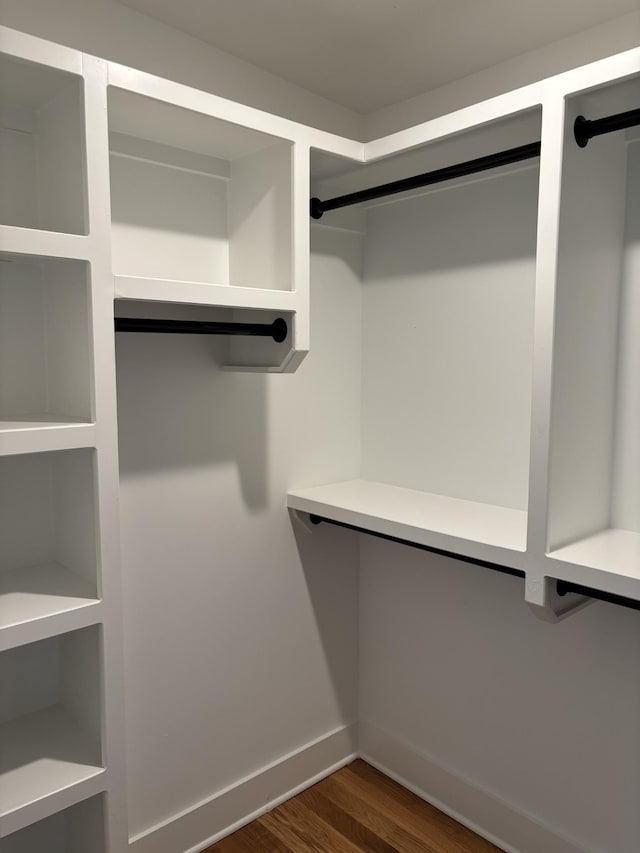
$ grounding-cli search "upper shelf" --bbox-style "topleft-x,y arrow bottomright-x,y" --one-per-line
288,479 -> 528,560
107,88 -> 294,295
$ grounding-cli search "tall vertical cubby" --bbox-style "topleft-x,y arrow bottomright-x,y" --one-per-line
0,29 -> 127,851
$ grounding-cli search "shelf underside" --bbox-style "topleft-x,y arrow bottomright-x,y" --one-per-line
0,563 -> 99,650
0,705 -> 103,832
288,479 -> 527,555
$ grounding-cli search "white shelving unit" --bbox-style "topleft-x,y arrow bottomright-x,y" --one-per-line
290,50 -> 640,619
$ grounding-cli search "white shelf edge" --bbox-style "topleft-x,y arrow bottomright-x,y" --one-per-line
0,226 -> 92,261
288,479 -> 528,566
0,563 -> 103,653
545,528 -> 640,602
0,421 -> 96,456
114,275 -> 300,312
0,706 -> 105,838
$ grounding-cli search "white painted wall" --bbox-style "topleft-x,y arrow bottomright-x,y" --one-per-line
116,227 -> 363,841
0,0 -> 362,139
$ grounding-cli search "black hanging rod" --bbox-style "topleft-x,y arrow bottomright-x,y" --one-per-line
115,316 -> 288,342
308,514 -> 525,579
310,141 -> 541,220
309,514 -> 640,613
574,107 -> 640,148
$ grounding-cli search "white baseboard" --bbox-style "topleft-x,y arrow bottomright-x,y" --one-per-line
128,723 -> 358,853
359,720 -> 594,853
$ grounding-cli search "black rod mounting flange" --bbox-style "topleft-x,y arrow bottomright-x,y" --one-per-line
574,107 -> 640,148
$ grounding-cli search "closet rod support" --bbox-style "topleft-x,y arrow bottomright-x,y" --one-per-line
115,316 -> 288,342
310,141 -> 541,219
574,107 -> 640,148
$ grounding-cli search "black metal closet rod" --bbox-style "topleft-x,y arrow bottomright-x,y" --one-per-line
114,316 -> 288,342
310,141 -> 541,219
574,107 -> 640,148
309,515 -> 640,613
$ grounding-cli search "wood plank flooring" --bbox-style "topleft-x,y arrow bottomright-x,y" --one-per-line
207,760 -> 504,852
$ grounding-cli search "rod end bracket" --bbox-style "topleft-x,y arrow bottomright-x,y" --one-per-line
574,115 -> 591,148
310,197 -> 324,219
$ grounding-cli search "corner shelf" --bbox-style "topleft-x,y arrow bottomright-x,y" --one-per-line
0,562 -> 101,652
288,479 -> 528,560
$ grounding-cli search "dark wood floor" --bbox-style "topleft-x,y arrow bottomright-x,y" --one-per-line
207,759 -> 504,852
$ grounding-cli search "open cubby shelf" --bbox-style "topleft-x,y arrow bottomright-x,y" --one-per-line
0,254 -> 93,435
0,628 -> 104,836
2,794 -> 105,853
107,87 -> 293,296
0,450 -> 99,649
0,54 -> 87,235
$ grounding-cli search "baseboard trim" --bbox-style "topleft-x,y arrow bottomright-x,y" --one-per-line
360,720 -> 593,853
128,723 -> 358,853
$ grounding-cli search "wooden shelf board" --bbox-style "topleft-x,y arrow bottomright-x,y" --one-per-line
0,705 -> 104,836
288,479 -> 527,556
115,274 -> 298,312
0,226 -> 90,261
0,418 -> 95,456
0,563 -> 100,652
548,528 -> 640,581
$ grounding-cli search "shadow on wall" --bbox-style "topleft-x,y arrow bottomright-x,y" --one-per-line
115,331 -> 269,511
291,513 -> 360,728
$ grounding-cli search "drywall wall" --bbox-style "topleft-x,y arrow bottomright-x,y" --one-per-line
115,228 -> 363,844
359,540 -> 640,853
367,10 -> 640,137
0,0 -> 362,139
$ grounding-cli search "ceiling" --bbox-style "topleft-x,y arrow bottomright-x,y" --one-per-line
119,0 -> 640,113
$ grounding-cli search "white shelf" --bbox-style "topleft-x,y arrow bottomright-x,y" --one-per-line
0,226 -> 90,260
115,275 -> 298,312
0,563 -> 101,652
547,529 -> 640,600
288,479 -> 528,558
0,419 -> 96,456
0,705 -> 104,837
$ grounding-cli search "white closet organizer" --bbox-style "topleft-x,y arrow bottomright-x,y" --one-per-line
289,52 -> 640,619
1,19 -> 639,852
106,63 -> 318,373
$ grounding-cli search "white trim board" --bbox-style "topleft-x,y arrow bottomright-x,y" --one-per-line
359,721 -> 598,853
128,723 -> 358,853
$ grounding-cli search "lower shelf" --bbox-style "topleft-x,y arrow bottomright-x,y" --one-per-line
287,479 -> 528,558
0,563 -> 100,651
0,705 -> 104,836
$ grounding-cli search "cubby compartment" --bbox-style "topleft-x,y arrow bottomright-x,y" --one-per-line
108,87 -> 293,293
0,54 -> 86,234
547,76 -> 640,583
1,793 -> 105,852
0,627 -> 103,835
291,111 -> 541,556
0,254 -> 93,437
0,449 -> 99,648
